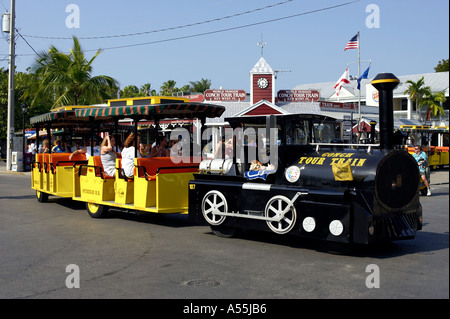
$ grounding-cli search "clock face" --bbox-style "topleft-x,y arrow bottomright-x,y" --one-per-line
257,77 -> 269,89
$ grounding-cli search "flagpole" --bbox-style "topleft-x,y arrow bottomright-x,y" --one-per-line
357,31 -> 361,143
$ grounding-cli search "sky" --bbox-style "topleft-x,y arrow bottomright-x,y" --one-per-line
1,0 -> 449,94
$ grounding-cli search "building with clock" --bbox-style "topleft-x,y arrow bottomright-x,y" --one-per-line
204,56 -> 322,124
250,57 -> 275,104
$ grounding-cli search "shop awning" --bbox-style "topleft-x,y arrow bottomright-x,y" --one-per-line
30,110 -> 75,125
395,126 -> 449,134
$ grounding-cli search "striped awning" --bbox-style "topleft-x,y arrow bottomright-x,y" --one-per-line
74,103 -> 225,120
30,109 -> 75,125
30,102 -> 225,126
395,127 -> 449,133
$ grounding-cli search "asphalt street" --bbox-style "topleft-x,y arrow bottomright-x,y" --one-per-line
0,162 -> 448,301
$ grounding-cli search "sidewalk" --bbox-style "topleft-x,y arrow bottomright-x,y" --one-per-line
430,167 -> 450,186
0,160 -> 32,176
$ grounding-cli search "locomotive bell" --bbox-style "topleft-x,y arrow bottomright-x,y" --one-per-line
371,73 -> 400,150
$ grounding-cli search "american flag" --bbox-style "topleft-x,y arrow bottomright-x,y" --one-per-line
344,34 -> 358,51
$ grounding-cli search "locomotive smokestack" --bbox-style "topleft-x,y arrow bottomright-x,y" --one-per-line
371,73 -> 400,150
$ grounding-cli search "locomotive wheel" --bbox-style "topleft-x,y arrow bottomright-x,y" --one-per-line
86,202 -> 109,218
36,190 -> 49,203
265,195 -> 297,234
201,190 -> 227,226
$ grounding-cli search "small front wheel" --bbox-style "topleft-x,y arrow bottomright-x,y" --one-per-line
86,202 -> 109,218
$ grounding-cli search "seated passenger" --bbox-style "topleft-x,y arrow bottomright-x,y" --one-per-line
139,143 -> 150,158
86,140 -> 101,159
121,132 -> 141,178
149,135 -> 169,157
101,135 -> 117,177
245,160 -> 277,181
52,139 -> 63,153
39,139 -> 50,153
69,139 -> 100,160
60,139 -> 70,153
249,160 -> 275,171
169,138 -> 180,157
214,137 -> 233,159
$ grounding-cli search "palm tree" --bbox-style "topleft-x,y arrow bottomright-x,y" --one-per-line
140,83 -> 152,96
403,76 -> 431,120
422,91 -> 446,121
160,80 -> 177,96
189,78 -> 211,93
26,36 -> 118,109
179,85 -> 191,92
122,85 -> 140,98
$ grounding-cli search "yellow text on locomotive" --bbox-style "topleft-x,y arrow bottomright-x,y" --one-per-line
298,152 -> 367,167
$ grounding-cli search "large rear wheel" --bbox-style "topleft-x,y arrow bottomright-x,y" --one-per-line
86,202 -> 109,218
36,190 -> 49,203
265,195 -> 297,234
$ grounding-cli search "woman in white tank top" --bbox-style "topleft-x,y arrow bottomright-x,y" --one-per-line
100,135 -> 117,177
121,133 -> 140,178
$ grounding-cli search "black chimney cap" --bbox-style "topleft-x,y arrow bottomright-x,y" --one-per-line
371,73 -> 400,90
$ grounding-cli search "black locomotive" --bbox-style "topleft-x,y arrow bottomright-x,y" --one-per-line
188,73 -> 422,246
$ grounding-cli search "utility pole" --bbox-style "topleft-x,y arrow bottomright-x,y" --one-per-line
6,0 -> 15,171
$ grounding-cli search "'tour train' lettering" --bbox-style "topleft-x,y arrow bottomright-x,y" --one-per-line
298,153 -> 367,167
298,157 -> 326,165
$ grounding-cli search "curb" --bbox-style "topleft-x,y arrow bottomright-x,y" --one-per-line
0,170 -> 27,176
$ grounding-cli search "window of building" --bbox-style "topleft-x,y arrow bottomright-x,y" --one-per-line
401,98 -> 408,111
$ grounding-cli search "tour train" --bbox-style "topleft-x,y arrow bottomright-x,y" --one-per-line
30,73 -> 423,248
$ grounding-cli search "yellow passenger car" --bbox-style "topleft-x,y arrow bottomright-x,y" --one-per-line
30,97 -> 225,218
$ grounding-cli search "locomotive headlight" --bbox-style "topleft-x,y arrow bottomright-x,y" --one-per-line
396,174 -> 403,187
391,174 -> 403,190
302,217 -> 316,232
329,220 -> 344,236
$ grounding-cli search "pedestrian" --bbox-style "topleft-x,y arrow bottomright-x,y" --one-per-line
413,145 -> 431,196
